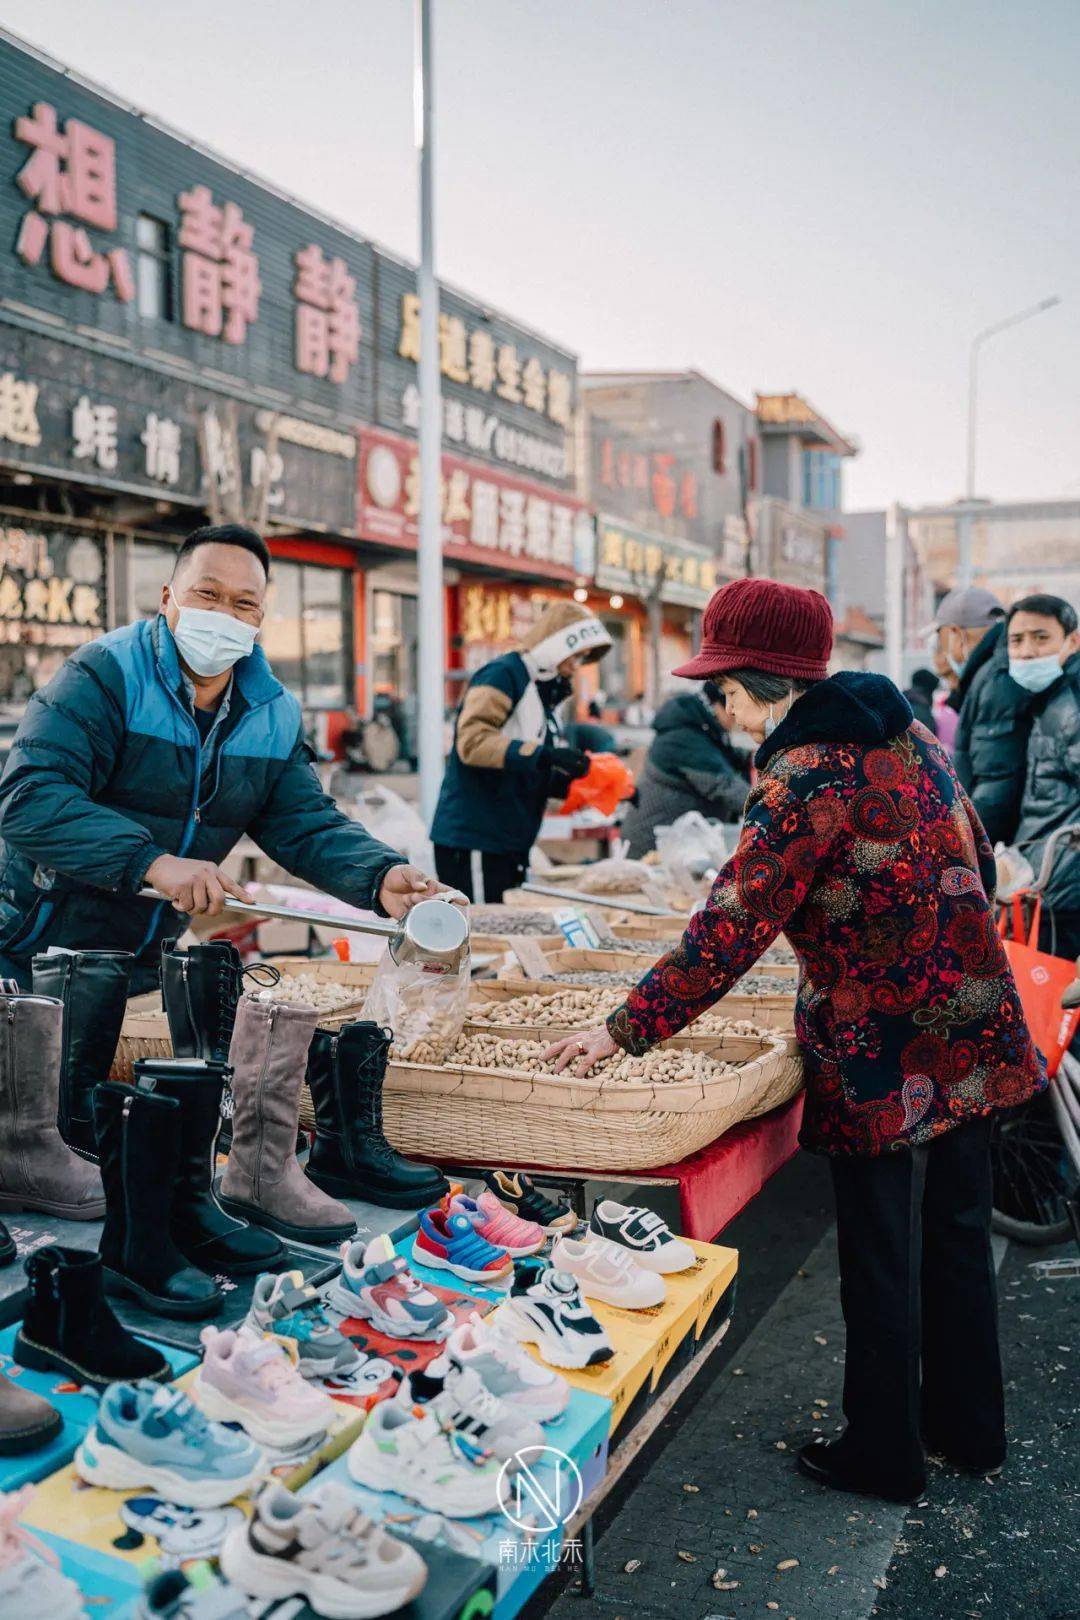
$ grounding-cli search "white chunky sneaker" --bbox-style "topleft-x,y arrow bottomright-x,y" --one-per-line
550,1236 -> 666,1309
347,1401 -> 502,1518
397,1354 -> 545,1461
220,1479 -> 426,1618
492,1261 -> 614,1370
446,1313 -> 570,1423
589,1199 -> 696,1273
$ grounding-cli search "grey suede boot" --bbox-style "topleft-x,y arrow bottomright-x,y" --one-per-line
0,994 -> 104,1221
219,996 -> 355,1245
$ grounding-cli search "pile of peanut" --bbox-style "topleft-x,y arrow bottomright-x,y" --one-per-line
399,1030 -> 754,1084
468,907 -> 559,935
469,988 -> 771,1038
543,859 -> 658,896
258,972 -> 364,1013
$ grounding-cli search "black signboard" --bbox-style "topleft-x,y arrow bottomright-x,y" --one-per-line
0,323 -> 357,536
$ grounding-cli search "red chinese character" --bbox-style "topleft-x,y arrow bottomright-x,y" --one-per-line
599,438 -> 615,488
178,186 -> 260,345
616,451 -> 632,488
13,101 -> 131,300
293,245 -> 361,384
632,454 -> 649,491
652,454 -> 677,519
679,469 -> 698,520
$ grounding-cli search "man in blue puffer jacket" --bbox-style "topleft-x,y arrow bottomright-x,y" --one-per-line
0,524 -> 443,988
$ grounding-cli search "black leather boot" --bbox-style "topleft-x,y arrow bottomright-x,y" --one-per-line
15,1244 -> 171,1389
93,1082 -> 222,1320
0,1220 -> 14,1269
161,941 -> 249,1064
131,1056 -> 285,1275
305,1022 -> 448,1210
32,949 -> 133,1160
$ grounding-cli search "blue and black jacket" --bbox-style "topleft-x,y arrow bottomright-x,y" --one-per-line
0,616 -> 404,975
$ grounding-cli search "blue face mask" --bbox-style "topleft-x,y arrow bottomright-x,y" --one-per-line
169,597 -> 258,678
1008,654 -> 1063,695
946,653 -> 966,679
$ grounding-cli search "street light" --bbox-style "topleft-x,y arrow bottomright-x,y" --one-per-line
965,295 -> 1061,500
956,293 -> 1060,590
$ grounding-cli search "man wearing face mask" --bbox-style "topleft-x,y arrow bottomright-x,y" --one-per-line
430,600 -> 611,902
0,524 -> 447,989
1008,593 -> 1080,958
943,586 -> 1033,847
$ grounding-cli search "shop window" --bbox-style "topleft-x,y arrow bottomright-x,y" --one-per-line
136,214 -> 173,321
130,538 -> 178,620
711,418 -> 726,475
262,560 -> 350,709
802,450 -> 841,511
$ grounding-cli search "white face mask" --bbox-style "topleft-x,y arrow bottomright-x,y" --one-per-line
1008,654 -> 1063,695
169,597 -> 258,678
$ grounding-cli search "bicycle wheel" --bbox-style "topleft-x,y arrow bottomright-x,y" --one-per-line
990,1092 -> 1078,1246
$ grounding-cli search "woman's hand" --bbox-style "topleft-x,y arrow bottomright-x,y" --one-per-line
544,1027 -> 618,1077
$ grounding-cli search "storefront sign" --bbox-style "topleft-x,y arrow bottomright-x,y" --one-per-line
594,517 -> 716,609
374,255 -> 577,491
358,428 -> 587,582
593,433 -> 699,527
1,37 -> 374,421
0,326 -> 358,535
0,517 -> 105,649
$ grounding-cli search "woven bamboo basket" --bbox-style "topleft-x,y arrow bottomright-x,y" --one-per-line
378,1027 -> 803,1172
493,945 -> 796,983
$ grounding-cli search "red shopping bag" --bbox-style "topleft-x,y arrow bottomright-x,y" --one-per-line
998,893 -> 1080,1077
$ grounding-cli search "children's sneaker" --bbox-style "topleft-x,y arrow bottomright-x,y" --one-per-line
589,1199 -> 696,1273
414,1209 -> 512,1285
446,1313 -> 570,1424
0,1487 -> 87,1620
397,1354 -> 544,1461
480,1170 -> 576,1234
246,1271 -> 360,1380
446,1191 -> 545,1258
191,1326 -> 335,1448
493,1261 -> 614,1370
550,1236 -> 665,1310
220,1479 -> 427,1618
326,1235 -> 452,1340
347,1401 -> 501,1518
74,1382 -> 265,1509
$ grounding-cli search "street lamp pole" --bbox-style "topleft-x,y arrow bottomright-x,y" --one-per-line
414,0 -> 444,826
959,294 -> 1060,587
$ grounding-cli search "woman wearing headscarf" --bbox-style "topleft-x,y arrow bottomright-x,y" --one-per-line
547,577 -> 1044,1504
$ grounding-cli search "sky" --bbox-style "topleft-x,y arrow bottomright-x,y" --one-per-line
10,0 -> 1080,512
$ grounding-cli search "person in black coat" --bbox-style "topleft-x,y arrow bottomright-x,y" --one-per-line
902,668 -> 939,735
941,588 -> 1032,847
620,682 -> 749,858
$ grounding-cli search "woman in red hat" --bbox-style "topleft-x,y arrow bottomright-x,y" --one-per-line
547,575 -> 1044,1503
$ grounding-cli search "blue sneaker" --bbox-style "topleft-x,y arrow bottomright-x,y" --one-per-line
74,1382 -> 265,1508
246,1270 -> 360,1379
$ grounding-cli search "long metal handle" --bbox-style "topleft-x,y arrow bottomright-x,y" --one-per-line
521,881 -> 679,918
138,889 -> 399,939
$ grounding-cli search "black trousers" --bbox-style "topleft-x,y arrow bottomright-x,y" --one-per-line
433,845 -> 529,905
830,1114 -> 1005,1483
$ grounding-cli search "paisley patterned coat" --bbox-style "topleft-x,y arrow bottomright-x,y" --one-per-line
608,672 -> 1045,1156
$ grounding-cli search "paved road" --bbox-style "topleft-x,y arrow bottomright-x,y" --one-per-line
531,1152 -> 1080,1620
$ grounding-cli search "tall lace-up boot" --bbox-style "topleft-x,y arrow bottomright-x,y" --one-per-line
32,950 -> 133,1160
305,1021 -> 447,1210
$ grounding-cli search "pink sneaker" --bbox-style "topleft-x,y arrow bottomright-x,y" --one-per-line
448,1191 -> 546,1258
192,1326 -> 335,1448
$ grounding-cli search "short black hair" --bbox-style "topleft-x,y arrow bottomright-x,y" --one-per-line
173,524 -> 270,580
722,668 -> 820,705
1006,593 -> 1078,636
909,667 -> 938,696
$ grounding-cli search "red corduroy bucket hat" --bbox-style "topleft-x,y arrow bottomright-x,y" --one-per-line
674,576 -> 833,681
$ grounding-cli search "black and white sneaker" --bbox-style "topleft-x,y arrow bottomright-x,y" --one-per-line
493,1260 -> 613,1370
396,1354 -> 544,1461
481,1170 -> 576,1235
589,1199 -> 696,1274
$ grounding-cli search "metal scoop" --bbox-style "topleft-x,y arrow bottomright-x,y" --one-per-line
138,890 -> 471,973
